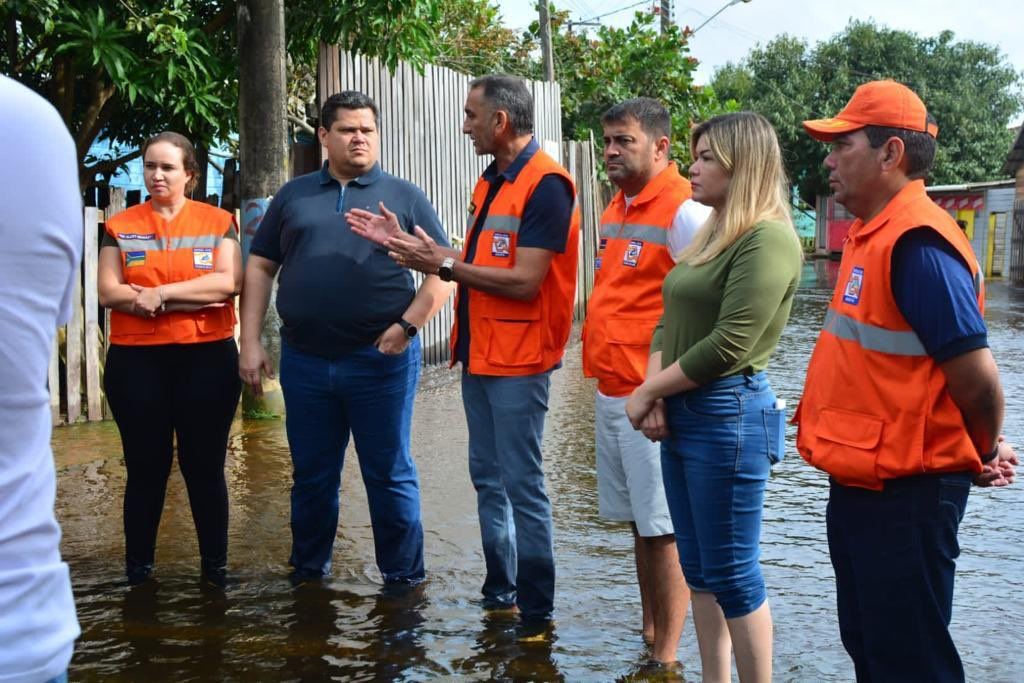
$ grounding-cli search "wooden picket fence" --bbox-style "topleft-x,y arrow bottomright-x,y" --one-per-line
49,192 -> 123,425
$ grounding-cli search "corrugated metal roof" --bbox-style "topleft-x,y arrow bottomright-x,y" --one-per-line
1003,125 -> 1024,175
927,179 -> 1016,192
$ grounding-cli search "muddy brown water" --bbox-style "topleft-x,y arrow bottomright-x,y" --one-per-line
54,261 -> 1023,681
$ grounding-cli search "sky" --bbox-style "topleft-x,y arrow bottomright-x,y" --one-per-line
495,0 -> 1024,121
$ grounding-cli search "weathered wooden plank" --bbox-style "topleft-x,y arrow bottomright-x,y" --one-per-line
49,337 -> 60,425
65,220 -> 84,423
83,207 -> 102,420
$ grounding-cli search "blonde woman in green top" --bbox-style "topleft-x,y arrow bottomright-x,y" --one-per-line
625,112 -> 802,683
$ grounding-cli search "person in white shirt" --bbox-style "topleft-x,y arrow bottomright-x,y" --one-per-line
0,75 -> 82,683
581,98 -> 711,673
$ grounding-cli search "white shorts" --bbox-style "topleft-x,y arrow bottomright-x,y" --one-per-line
594,391 -> 674,537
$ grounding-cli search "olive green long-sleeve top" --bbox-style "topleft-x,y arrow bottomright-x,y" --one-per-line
650,219 -> 802,385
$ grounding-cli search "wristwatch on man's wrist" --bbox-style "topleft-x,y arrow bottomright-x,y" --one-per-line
398,318 -> 418,339
980,443 -> 1000,464
438,256 -> 456,282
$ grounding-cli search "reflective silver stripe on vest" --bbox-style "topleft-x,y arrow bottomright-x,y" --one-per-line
115,235 -> 221,251
822,308 -> 927,356
599,223 -> 669,246
169,235 -> 220,250
116,237 -> 164,251
481,215 -> 522,234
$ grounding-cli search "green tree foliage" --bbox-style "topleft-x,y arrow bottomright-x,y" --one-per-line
285,0 -> 440,74
431,0 -> 523,76
2,0 -> 236,188
519,10 -> 720,161
1,0 -> 442,189
712,20 -> 1023,203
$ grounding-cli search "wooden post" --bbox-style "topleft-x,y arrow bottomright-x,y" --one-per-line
538,2 -> 555,82
83,207 -> 102,421
101,187 -> 126,420
49,339 -> 60,425
239,0 -> 289,416
65,230 -> 83,423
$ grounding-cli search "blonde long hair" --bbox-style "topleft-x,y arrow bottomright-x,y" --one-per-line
679,112 -> 798,266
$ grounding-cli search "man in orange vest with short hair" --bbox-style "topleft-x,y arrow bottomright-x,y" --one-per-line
349,74 -> 579,640
582,97 -> 710,671
797,80 -> 1018,681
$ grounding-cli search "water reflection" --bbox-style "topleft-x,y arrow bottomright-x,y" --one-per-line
53,263 -> 1024,681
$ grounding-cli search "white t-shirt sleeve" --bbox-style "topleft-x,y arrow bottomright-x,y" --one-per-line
0,75 -> 82,683
667,199 -> 712,263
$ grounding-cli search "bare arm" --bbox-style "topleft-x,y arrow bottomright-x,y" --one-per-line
385,227 -> 554,301
238,254 -> 280,394
403,274 -> 455,327
443,246 -> 554,301
941,347 -> 1018,486
130,239 -> 242,316
347,205 -> 555,301
374,273 -> 456,355
941,347 -> 1003,456
162,239 -> 242,303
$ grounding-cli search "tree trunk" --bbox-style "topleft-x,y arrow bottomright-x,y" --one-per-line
238,0 -> 289,417
192,143 -> 209,203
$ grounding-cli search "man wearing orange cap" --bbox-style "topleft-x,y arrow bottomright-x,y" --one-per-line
796,80 -> 1017,681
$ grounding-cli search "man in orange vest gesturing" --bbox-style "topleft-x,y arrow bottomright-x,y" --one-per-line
582,98 -> 710,669
797,80 -> 1018,681
348,74 -> 579,640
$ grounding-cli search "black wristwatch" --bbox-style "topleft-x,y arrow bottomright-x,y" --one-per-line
980,444 -> 1000,464
438,256 -> 456,282
398,318 -> 418,339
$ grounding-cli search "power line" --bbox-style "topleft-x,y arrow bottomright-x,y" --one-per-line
576,0 -> 652,26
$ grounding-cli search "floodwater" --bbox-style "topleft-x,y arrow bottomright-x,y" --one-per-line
54,261 -> 1024,682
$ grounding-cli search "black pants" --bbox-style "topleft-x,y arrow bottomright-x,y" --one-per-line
105,339 -> 242,571
827,472 -> 971,683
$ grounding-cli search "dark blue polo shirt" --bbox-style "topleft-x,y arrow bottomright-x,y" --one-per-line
250,161 -> 450,358
891,227 -> 988,363
455,139 -> 574,365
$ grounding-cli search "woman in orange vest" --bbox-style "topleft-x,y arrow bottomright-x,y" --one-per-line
625,112 -> 802,683
98,132 -> 242,587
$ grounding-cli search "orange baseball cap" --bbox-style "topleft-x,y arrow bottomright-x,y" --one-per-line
803,80 -> 938,141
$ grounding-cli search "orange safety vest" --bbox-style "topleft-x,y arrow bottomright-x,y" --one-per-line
451,147 -> 580,376
105,199 -> 237,346
582,163 -> 693,396
794,180 -> 985,490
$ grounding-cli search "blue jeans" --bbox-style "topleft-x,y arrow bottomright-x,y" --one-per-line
462,370 -> 555,621
280,339 -> 424,583
828,472 -> 971,682
661,372 -> 784,619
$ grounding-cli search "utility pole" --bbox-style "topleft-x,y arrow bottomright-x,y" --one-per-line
660,0 -> 673,33
538,2 -> 555,82
238,0 -> 288,416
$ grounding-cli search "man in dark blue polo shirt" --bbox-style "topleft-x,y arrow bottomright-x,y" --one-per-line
239,91 -> 453,585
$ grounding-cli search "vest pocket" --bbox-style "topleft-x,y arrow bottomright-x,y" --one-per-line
813,407 -> 884,487
195,306 -> 233,334
481,312 -> 542,368
113,312 -> 157,336
605,318 -> 658,387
